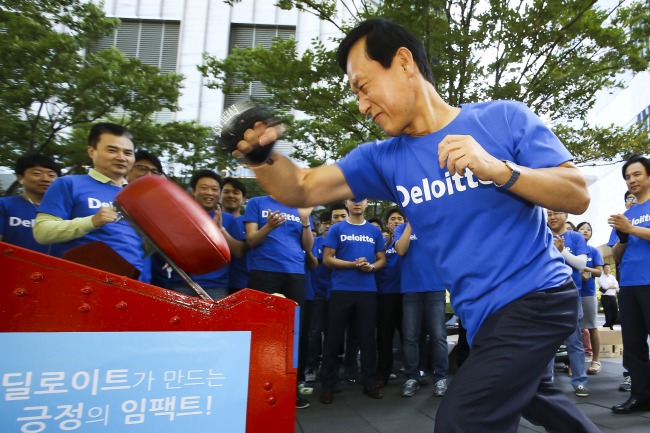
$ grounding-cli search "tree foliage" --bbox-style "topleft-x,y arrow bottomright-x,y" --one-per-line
202,0 -> 650,169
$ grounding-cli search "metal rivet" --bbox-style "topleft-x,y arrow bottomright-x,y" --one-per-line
263,382 -> 273,391
30,272 -> 44,282
116,302 -> 127,311
78,303 -> 91,313
170,316 -> 181,325
80,286 -> 93,295
264,296 -> 272,303
5,248 -> 13,254
13,288 -> 27,298
267,396 -> 276,406
107,277 -> 115,283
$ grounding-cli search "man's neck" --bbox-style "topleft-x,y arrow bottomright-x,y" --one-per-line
603,272 -> 610,277
348,214 -> 365,225
94,167 -> 124,184
634,187 -> 650,205
22,190 -> 44,205
551,226 -> 566,236
224,207 -> 240,218
404,84 -> 461,137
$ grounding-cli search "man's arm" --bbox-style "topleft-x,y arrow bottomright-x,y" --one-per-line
33,208 -> 117,245
306,250 -> 319,271
357,250 -> 386,272
394,224 -> 412,256
584,265 -> 603,278
298,208 -> 314,252
612,243 -> 626,263
245,210 -> 286,249
213,209 -> 245,258
322,246 -> 357,270
563,252 -> 588,271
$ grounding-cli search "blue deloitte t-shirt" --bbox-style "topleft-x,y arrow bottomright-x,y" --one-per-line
228,215 -> 250,289
243,196 -> 312,274
168,212 -> 245,289
0,196 -> 50,255
311,236 -> 332,298
560,230 -> 589,292
336,100 -> 572,345
620,199 -> 650,286
394,223 -> 445,293
37,175 -> 144,271
581,245 -> 604,297
323,220 -> 385,292
374,237 -> 402,295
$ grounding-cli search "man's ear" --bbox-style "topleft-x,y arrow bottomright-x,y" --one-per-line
88,146 -> 95,160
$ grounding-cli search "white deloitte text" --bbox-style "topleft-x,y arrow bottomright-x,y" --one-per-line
396,170 -> 493,207
88,198 -> 115,209
9,217 -> 36,227
631,214 -> 650,226
340,234 -> 376,244
262,210 -> 302,223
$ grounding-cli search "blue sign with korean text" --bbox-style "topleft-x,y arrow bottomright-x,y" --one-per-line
0,331 -> 252,432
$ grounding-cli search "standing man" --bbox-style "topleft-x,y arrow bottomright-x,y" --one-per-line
1,154 -> 60,254
320,199 -> 386,403
231,18 -> 596,432
164,170 -> 245,300
33,123 -> 144,272
221,177 -> 249,293
394,222 -> 448,397
609,154 -> 650,414
599,264 -> 619,330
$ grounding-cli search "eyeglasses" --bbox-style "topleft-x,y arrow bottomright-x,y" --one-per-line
625,197 -> 636,203
134,165 -> 160,175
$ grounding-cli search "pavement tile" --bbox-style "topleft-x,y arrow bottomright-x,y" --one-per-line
297,412 -> 378,433
369,411 -> 435,433
573,403 -> 650,430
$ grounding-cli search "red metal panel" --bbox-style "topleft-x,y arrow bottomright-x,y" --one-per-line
0,242 -> 297,432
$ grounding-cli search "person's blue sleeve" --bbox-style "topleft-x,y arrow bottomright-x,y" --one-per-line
242,197 -> 259,224
309,215 -> 314,230
0,199 -> 7,236
508,102 -> 573,169
593,247 -> 604,267
335,141 -> 396,203
607,228 -> 619,247
37,177 -> 74,219
323,224 -> 338,250
393,223 -> 406,241
226,214 -> 246,241
575,233 -> 590,256
374,228 -> 385,253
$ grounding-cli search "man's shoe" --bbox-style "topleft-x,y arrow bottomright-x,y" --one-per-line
612,397 -> 650,414
305,369 -> 317,383
343,377 -> 357,384
575,385 -> 590,397
296,395 -> 310,409
402,379 -> 420,397
389,373 -> 397,379
376,380 -> 385,389
363,384 -> 383,399
320,387 -> 334,404
434,379 -> 447,397
619,376 -> 632,392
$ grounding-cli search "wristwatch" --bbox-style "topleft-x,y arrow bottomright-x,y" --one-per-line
369,263 -> 375,271
494,160 -> 521,189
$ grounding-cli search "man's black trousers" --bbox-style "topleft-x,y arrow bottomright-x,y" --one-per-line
601,295 -> 619,329
619,284 -> 650,402
434,278 -> 600,433
320,291 -> 378,389
376,293 -> 402,383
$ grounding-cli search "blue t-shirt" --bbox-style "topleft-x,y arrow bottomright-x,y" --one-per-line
243,196 -> 312,274
311,236 -> 332,297
560,230 -> 590,292
374,237 -> 402,295
37,175 -> 144,271
0,196 -> 50,255
228,215 -> 249,289
620,199 -> 650,286
607,228 -> 619,247
394,224 -> 445,293
168,212 -> 245,289
580,245 -> 604,297
336,100 -> 572,345
323,220 -> 385,292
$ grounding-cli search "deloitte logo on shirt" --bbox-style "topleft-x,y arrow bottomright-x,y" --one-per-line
340,234 -> 376,244
261,210 -> 301,223
9,217 -> 36,228
631,214 -> 650,226
386,247 -> 397,254
396,170 -> 492,207
88,198 -> 115,209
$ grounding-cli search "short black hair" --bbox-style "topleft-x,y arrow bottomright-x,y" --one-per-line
336,18 -> 434,86
576,222 -> 591,232
622,154 -> 650,179
223,177 -> 247,197
319,211 -> 332,225
385,207 -> 406,223
565,221 -> 576,231
190,170 -> 223,190
134,149 -> 163,174
624,190 -> 634,201
330,202 -> 349,215
88,123 -> 134,149
15,154 -> 61,177
368,217 -> 383,229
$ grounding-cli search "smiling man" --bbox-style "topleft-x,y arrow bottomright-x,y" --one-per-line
33,123 -> 144,272
229,19 -> 594,432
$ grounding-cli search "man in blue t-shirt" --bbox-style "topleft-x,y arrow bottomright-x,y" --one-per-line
222,177 -> 250,293
0,154 -> 60,255
229,19 -> 597,432
319,199 -> 386,404
394,222 -> 448,398
374,207 -> 404,386
33,123 -> 145,274
547,211 -> 590,396
608,154 -> 650,414
163,171 -> 245,300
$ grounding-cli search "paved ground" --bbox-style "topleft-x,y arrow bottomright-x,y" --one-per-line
295,320 -> 650,432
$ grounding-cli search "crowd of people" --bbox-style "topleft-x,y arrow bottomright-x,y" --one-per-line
2,17 -> 650,432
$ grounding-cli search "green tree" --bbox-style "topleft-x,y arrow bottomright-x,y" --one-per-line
202,0 -> 650,170
0,0 -> 228,195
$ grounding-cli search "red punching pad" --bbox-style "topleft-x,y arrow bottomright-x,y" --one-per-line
115,175 -> 230,275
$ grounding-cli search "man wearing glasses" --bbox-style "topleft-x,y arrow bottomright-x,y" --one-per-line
126,150 -> 164,182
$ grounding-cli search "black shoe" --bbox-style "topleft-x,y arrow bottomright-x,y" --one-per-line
343,377 -> 357,384
612,398 -> 650,414
296,395 -> 310,409
363,384 -> 383,399
320,387 -> 334,404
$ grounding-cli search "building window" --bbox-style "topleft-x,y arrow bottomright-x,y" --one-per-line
638,106 -> 650,130
89,19 -> 181,123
